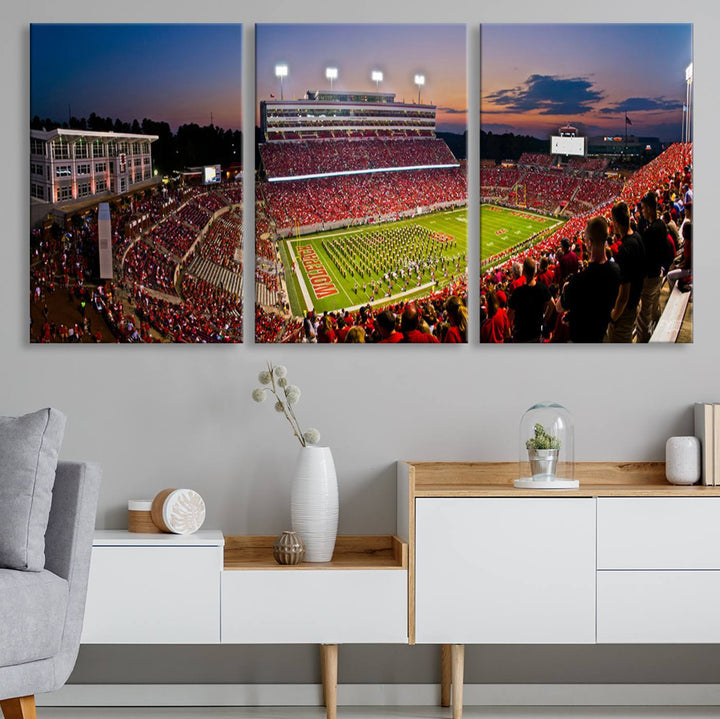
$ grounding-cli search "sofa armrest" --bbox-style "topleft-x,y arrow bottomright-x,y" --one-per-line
44,461 -> 101,688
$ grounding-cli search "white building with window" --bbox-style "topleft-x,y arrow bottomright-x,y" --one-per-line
30,128 -> 159,206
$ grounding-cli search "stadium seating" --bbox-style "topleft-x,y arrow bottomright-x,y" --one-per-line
259,137 -> 457,179
260,168 -> 466,232
481,142 -> 693,343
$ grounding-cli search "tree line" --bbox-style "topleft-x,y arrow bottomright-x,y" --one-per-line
481,130 -> 547,162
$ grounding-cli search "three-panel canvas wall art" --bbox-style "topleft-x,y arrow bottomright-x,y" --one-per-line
29,23 -> 693,345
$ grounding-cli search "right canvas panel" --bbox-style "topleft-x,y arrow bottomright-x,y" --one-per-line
480,24 -> 693,344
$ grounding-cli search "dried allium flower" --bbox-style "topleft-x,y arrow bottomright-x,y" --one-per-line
303,428 -> 321,445
258,371 -> 272,385
252,388 -> 267,403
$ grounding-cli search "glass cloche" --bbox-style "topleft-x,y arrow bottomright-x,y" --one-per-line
516,402 -> 577,489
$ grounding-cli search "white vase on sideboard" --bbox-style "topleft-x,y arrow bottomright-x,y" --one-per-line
291,446 -> 338,562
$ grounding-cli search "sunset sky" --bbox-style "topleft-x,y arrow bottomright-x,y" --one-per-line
482,24 -> 692,142
256,24 -> 467,134
31,24 -> 242,131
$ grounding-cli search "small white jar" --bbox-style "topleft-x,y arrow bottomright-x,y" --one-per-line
665,436 -> 701,485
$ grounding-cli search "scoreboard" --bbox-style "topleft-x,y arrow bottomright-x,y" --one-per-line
550,136 -> 586,157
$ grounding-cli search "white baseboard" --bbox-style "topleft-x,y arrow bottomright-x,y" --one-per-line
37,684 -> 720,707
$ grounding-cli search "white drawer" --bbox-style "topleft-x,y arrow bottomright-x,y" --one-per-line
597,570 -> 720,643
221,569 -> 407,644
415,498 -> 596,644
82,546 -> 222,643
598,498 -> 720,569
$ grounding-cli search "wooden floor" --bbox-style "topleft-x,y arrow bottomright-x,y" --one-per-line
34,708 -> 720,719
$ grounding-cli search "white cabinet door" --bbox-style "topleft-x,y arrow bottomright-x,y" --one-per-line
81,546 -> 221,643
415,498 -> 596,644
222,570 -> 407,644
598,571 -> 720,643
598,498 -> 720,569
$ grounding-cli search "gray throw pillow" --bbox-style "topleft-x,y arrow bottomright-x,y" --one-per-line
0,408 -> 67,571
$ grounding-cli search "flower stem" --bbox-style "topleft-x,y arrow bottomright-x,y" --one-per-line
268,363 -> 305,447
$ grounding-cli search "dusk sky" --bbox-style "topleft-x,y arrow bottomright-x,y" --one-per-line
256,24 -> 467,133
482,24 -> 692,142
31,24 -> 242,131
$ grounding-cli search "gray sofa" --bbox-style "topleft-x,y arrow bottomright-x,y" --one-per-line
0,461 -> 101,718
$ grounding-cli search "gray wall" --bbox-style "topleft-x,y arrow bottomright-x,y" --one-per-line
5,0 -> 718,686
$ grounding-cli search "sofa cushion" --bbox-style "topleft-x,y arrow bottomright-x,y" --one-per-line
0,568 -> 69,667
0,409 -> 66,571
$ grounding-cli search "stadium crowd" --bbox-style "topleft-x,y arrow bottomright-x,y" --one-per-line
30,183 -> 244,343
261,168 -> 466,231
259,137 -> 457,179
481,142 -> 693,343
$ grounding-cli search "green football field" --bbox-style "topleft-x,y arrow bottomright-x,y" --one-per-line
279,208 -> 468,317
481,204 -> 564,264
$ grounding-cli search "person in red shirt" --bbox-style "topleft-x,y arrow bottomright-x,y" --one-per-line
481,291 -> 511,343
443,295 -> 467,343
536,257 -> 554,287
508,262 -> 525,294
554,238 -> 579,285
376,310 -> 403,343
316,314 -> 337,343
401,305 -> 439,343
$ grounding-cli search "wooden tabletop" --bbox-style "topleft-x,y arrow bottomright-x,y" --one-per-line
401,461 -> 720,497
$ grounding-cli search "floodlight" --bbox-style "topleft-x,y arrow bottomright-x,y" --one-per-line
275,64 -> 288,101
371,70 -> 383,91
326,67 -> 338,90
415,74 -> 425,104
685,63 -> 693,82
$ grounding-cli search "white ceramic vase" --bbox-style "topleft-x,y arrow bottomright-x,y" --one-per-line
665,436 -> 701,485
291,446 -> 338,562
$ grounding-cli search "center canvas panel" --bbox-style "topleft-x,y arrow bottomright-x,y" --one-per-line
255,23 -> 468,344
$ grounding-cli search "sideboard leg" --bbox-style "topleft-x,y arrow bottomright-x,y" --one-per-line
320,644 -> 327,707
451,644 -> 465,719
321,644 -> 338,719
440,644 -> 452,707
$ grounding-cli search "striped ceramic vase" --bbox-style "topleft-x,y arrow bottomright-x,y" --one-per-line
290,446 -> 338,562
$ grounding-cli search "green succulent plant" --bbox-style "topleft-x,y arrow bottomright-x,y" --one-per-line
526,423 -> 561,451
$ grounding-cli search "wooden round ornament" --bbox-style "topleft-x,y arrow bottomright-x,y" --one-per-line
151,488 -> 206,534
128,499 -> 162,533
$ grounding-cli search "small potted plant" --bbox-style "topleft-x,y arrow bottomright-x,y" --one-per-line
525,423 -> 561,480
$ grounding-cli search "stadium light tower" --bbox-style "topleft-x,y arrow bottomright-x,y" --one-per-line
371,70 -> 383,91
326,67 -> 338,91
414,74 -> 425,104
275,63 -> 288,101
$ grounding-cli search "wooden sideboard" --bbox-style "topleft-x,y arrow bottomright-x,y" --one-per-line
397,461 -> 720,719
80,462 -> 720,719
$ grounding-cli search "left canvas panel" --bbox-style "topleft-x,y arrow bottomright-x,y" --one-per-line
30,24 -> 244,343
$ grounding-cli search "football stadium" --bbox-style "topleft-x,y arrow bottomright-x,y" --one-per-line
480,23 -> 693,344
255,88 -> 468,343
480,141 -> 693,344
30,139 -> 244,344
